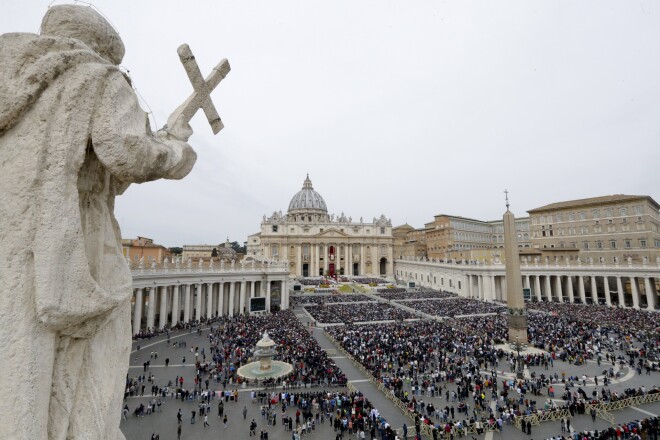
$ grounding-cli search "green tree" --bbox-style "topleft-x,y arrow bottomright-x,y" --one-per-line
169,247 -> 183,255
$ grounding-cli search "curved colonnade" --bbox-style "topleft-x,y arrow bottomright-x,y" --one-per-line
396,258 -> 659,310
130,261 -> 289,333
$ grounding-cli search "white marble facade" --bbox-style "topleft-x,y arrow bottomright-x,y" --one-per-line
248,175 -> 395,278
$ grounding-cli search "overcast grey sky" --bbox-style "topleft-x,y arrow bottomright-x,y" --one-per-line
5,1 -> 660,247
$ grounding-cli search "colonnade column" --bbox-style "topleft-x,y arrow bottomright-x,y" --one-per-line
133,288 -> 143,333
239,281 -> 247,315
465,275 -> 472,298
544,276 -> 552,301
578,276 -> 586,304
644,277 -> 656,310
523,276 -> 531,294
630,277 -> 640,309
194,284 -> 202,321
171,285 -> 180,326
228,282 -> 235,317
250,280 -> 256,299
266,279 -> 272,312
616,277 -> 625,307
158,286 -> 167,329
566,276 -> 575,303
603,277 -> 611,306
146,287 -> 156,330
217,282 -> 225,316
183,284 -> 192,322
206,283 -> 213,318
590,275 -> 598,304
476,275 -> 483,299
534,276 -> 542,302
555,276 -> 563,302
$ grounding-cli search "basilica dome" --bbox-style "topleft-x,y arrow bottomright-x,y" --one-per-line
287,175 -> 327,213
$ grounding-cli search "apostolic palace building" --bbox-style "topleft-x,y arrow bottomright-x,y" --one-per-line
247,175 -> 395,278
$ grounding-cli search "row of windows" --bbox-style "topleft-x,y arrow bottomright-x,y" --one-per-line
541,238 -> 652,250
536,220 -> 647,237
271,225 -> 387,235
535,205 -> 645,224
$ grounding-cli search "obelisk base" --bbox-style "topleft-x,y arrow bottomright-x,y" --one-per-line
508,313 -> 528,344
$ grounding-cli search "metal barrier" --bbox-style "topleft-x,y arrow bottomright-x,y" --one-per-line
585,392 -> 660,424
514,409 -> 572,430
514,393 -> 660,430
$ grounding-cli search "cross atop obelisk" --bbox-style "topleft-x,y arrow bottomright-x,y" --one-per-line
504,189 -> 510,210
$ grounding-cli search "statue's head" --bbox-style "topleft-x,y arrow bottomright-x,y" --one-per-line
40,4 -> 125,65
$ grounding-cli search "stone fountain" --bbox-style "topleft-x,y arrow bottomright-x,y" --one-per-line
237,331 -> 293,381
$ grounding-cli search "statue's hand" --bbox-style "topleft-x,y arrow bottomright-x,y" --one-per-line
162,119 -> 193,142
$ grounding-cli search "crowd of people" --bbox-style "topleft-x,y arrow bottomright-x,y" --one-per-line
349,277 -> 387,284
403,298 -> 505,317
543,415 -> 658,439
323,302 -> 659,438
305,303 -> 417,324
290,294 -> 374,307
528,302 -> 660,334
298,278 -> 338,286
375,289 -> 457,301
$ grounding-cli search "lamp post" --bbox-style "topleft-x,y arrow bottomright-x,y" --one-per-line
516,335 -> 525,380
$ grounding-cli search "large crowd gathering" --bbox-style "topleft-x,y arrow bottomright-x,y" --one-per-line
375,289 -> 457,301
402,298 -> 506,317
543,415 -> 658,439
305,303 -> 417,324
527,302 -> 660,334
322,297 -> 660,437
124,278 -> 660,440
290,294 -> 375,307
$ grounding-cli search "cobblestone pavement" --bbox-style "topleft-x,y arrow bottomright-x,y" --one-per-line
121,305 -> 659,440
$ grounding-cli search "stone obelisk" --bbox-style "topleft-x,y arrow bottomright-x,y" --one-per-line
503,191 -> 528,343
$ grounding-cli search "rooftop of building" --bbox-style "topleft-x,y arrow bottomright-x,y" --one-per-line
527,194 -> 660,213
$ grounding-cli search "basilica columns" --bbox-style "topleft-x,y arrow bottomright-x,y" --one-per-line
297,245 -> 302,276
266,279 -> 272,312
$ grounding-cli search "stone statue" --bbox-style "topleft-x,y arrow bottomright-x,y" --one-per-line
0,5 -> 227,439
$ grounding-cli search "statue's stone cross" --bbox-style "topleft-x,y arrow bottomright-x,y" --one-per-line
169,44 -> 230,135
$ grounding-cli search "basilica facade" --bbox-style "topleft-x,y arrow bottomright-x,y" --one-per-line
247,175 -> 394,278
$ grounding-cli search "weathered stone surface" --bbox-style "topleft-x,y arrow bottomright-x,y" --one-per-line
0,5 -> 197,439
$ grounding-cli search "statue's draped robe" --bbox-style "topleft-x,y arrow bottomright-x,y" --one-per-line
0,33 -> 194,439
